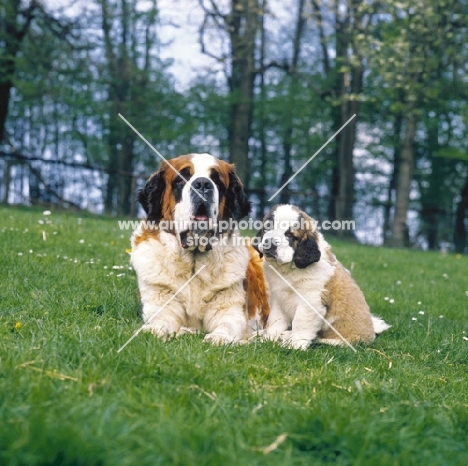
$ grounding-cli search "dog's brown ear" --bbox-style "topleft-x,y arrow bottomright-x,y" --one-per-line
138,170 -> 165,222
293,232 -> 321,268
224,168 -> 251,221
252,228 -> 264,258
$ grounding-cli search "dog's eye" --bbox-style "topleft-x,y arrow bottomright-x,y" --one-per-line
210,170 -> 222,188
174,168 -> 191,188
174,177 -> 185,187
285,230 -> 293,238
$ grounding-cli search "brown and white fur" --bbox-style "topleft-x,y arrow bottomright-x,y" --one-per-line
130,153 -> 269,344
254,204 -> 390,350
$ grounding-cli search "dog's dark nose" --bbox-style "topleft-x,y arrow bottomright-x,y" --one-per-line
192,177 -> 213,194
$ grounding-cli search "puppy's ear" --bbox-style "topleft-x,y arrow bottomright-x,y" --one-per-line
138,170 -> 165,222
224,168 -> 251,221
252,228 -> 264,258
293,232 -> 321,268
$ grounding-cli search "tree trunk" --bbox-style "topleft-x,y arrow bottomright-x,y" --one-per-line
312,0 -> 337,221
328,1 -> 348,223
327,110 -> 341,222
0,81 -> 14,143
104,103 -> 120,215
257,0 -> 267,217
118,131 -> 134,216
279,0 -> 306,206
335,66 -> 362,237
383,112 -> 403,245
2,160 -> 12,203
454,174 -> 468,254
389,112 -> 418,247
29,165 -> 41,203
0,1 -> 38,142
227,0 -> 259,186
421,120 -> 443,250
100,0 -> 136,216
329,2 -> 363,230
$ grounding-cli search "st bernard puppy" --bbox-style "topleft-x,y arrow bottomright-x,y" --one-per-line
254,204 -> 390,350
130,153 -> 269,344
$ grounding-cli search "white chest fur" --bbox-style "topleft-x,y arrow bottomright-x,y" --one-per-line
131,228 -> 249,328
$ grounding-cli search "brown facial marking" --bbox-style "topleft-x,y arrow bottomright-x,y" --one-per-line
291,212 -> 321,268
214,160 -> 235,219
159,155 -> 194,222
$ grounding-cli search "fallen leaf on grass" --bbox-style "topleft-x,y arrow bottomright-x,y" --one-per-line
331,383 -> 352,392
15,360 -> 43,368
262,433 -> 288,454
361,378 -> 372,388
16,361 -> 77,382
252,402 -> 264,414
366,348 -> 394,369
188,384 -> 217,401
28,366 -> 78,381
88,377 -> 109,396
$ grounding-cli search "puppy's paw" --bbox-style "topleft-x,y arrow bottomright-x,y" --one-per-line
248,328 -> 266,339
203,331 -> 236,345
262,328 -> 287,342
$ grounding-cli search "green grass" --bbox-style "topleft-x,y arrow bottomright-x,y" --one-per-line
1,205 -> 467,466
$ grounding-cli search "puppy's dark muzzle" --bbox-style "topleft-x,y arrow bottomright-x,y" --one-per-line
262,242 -> 277,259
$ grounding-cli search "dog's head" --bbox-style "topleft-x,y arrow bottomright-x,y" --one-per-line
253,204 -> 321,268
138,153 -> 250,250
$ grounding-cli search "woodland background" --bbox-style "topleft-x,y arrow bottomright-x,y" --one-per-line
1,0 -> 467,250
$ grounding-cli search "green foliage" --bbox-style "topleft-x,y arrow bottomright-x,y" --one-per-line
186,78 -> 231,158
1,206 -> 467,465
1,0 -> 468,244
433,148 -> 468,161
5,0 -> 199,185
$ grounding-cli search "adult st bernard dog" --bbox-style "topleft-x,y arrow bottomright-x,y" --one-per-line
130,153 -> 269,344
254,204 -> 390,350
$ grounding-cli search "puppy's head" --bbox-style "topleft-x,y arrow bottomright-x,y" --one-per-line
138,153 -> 250,250
254,204 -> 321,268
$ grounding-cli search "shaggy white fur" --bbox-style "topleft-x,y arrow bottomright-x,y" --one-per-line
131,227 -> 250,344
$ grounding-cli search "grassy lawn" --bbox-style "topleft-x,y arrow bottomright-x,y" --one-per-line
1,205 -> 467,466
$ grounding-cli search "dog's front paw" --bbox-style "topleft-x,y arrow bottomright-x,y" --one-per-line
141,320 -> 177,340
283,335 -> 311,350
203,331 -> 236,345
177,326 -> 200,336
